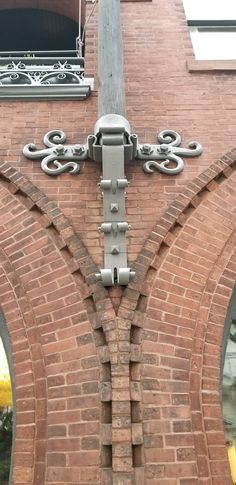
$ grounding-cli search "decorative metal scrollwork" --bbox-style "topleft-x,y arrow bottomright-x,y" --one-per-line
137,130 -> 202,175
0,51 -> 91,99
0,60 -> 84,86
22,118 -> 203,286
23,130 -> 88,176
23,127 -> 203,178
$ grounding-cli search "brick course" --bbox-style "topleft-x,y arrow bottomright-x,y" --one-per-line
1,0 -> 236,484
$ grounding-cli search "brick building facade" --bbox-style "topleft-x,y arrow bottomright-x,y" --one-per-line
0,0 -> 236,484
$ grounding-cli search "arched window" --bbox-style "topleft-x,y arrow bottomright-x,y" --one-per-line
0,8 -> 79,52
221,286 -> 236,484
0,312 -> 14,485
0,3 -> 92,100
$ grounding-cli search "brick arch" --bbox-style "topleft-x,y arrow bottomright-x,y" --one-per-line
0,247 -> 46,485
109,150 -> 236,482
0,168 -> 115,484
3,151 -> 236,483
0,161 -> 115,340
118,152 -> 236,365
125,149 -> 236,297
189,233 -> 236,485
138,169 -> 236,483
0,162 -> 116,387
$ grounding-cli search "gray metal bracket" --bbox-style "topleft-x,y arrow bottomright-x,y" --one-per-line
23,130 -> 88,176
92,114 -> 135,286
23,115 -> 203,286
135,130 -> 202,174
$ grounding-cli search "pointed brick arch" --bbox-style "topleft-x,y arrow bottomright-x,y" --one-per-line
2,154 -> 236,483
126,150 -> 236,296
123,153 -> 236,483
0,164 -> 115,484
0,246 -> 47,484
189,233 -> 236,485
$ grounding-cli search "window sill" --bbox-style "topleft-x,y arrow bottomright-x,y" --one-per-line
0,80 -> 93,100
187,59 -> 236,72
0,51 -> 93,100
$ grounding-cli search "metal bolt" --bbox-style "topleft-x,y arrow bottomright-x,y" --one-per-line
73,145 -> 85,155
55,144 -> 65,155
159,144 -> 170,154
111,246 -> 120,255
141,144 -> 153,155
110,203 -> 119,213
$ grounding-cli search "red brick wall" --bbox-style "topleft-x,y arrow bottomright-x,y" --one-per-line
0,0 -> 236,484
137,159 -> 236,484
0,167 -> 104,484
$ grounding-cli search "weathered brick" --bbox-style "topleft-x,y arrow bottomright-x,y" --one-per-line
1,1 -> 236,484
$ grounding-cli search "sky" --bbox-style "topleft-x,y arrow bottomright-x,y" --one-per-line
0,338 -> 9,376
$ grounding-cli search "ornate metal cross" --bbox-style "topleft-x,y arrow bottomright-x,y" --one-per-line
23,0 -> 203,287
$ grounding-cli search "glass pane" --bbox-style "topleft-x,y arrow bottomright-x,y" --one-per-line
222,319 -> 236,484
190,29 -> 236,60
0,338 -> 13,485
183,0 -> 236,20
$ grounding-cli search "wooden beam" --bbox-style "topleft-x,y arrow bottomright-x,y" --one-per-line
98,0 -> 126,117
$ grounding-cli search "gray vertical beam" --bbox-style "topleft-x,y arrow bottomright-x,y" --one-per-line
98,0 -> 126,117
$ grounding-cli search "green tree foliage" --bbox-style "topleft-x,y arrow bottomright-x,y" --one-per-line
0,366 -> 13,484
0,408 -> 13,484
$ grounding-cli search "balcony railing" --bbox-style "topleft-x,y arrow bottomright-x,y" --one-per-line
0,51 -> 92,100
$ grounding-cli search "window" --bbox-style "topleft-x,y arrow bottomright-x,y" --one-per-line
183,0 -> 236,61
0,3 -> 93,100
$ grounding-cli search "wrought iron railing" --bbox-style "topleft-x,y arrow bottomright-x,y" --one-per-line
0,50 -> 92,100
